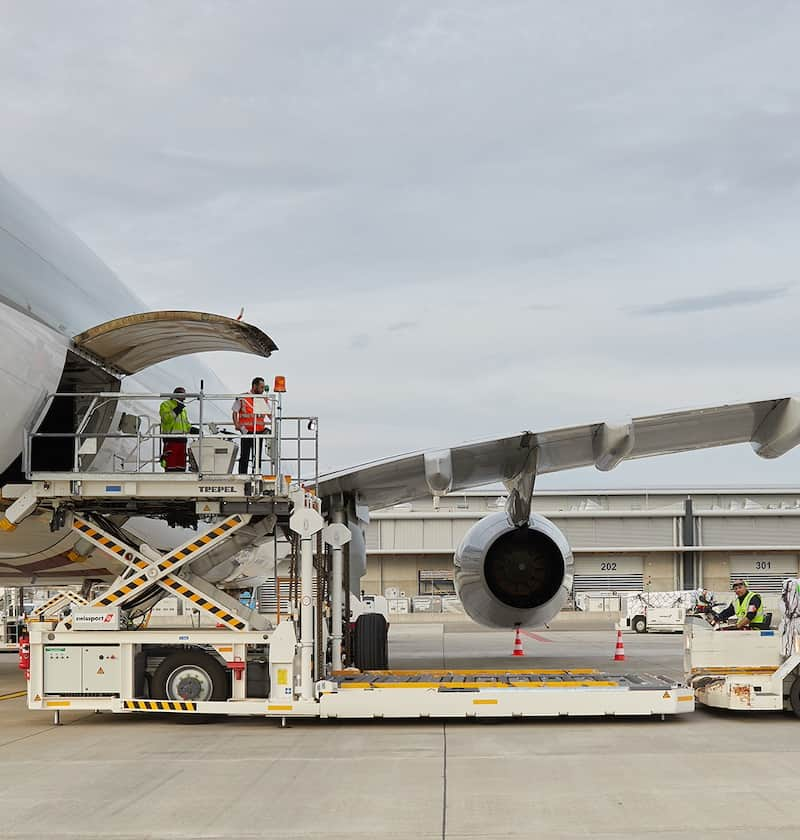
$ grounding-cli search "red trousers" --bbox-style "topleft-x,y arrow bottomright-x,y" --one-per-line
162,439 -> 187,471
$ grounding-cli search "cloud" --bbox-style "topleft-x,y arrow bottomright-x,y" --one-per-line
349,333 -> 370,349
3,1 -> 800,487
630,286 -> 789,316
525,303 -> 565,311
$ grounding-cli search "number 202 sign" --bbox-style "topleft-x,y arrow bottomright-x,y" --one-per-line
581,557 -> 641,575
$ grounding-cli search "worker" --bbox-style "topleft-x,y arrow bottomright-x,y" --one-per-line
713,579 -> 765,630
159,387 -> 192,472
232,377 -> 272,474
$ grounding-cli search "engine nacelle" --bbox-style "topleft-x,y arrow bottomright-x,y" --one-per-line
454,511 -> 573,629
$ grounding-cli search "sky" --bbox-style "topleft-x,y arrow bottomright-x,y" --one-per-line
2,1 -> 800,488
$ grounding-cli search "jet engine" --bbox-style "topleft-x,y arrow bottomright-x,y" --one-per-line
454,511 -> 573,629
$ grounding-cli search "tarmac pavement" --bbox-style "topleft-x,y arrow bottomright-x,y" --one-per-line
0,623 -> 798,839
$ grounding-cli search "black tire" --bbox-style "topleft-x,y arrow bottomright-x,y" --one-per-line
151,649 -> 228,723
789,676 -> 800,719
632,616 -> 647,634
353,613 -> 389,670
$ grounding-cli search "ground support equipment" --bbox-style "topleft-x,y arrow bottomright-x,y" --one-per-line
318,669 -> 694,718
17,451 -> 696,722
685,616 -> 800,713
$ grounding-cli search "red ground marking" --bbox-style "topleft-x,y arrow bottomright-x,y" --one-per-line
520,630 -> 552,643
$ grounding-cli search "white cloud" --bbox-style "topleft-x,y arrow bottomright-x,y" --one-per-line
2,0 -> 800,485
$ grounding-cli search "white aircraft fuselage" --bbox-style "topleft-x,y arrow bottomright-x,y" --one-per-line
0,174 -> 227,585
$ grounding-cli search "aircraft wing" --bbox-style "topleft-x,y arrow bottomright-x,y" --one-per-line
317,395 -> 800,509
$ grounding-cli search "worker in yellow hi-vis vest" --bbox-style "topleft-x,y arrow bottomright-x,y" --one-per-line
713,579 -> 765,630
160,387 -> 192,472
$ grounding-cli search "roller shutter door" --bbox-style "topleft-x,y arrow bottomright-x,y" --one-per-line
729,555 -> 798,594
572,556 -> 643,595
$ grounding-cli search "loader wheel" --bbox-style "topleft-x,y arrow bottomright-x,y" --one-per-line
789,676 -> 800,719
632,616 -> 647,634
353,613 -> 389,670
151,649 -> 228,722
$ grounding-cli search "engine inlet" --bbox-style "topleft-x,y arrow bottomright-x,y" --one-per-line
483,528 -> 564,609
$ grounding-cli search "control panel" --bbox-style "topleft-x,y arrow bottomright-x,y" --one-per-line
81,646 -> 121,693
43,645 -> 121,694
44,646 -> 82,693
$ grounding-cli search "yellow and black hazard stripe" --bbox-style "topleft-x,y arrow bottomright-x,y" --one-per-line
162,576 -> 247,630
33,590 -> 87,616
95,574 -> 151,606
156,515 -> 243,572
34,593 -> 64,613
88,515 -> 246,608
124,699 -> 196,712
73,519 -> 131,558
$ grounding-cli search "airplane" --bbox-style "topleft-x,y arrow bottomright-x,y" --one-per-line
2,170 -> 799,633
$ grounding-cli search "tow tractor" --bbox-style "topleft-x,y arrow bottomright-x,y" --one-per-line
617,591 -> 699,634
4,389 -> 694,723
684,585 -> 800,716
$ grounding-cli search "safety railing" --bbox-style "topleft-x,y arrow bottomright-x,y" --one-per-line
22,391 -> 319,490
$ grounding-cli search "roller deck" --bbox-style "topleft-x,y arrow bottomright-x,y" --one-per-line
314,668 -> 694,719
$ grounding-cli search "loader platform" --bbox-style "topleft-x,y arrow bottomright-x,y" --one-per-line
315,668 -> 694,718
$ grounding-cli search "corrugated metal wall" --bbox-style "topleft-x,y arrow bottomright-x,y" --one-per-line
366,493 -> 800,598
702,517 -> 800,545
423,519 -> 453,550
370,515 -> 676,552
554,517 -> 673,547
394,520 -> 424,549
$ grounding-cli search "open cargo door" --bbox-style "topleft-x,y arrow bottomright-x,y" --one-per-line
72,310 -> 278,375
5,311 -> 278,482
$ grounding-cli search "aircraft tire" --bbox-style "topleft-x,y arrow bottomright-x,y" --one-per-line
353,613 -> 389,671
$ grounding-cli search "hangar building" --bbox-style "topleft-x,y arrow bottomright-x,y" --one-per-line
360,488 -> 800,605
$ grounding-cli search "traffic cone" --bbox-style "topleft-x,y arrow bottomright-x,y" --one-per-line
512,627 -> 525,657
613,629 -> 625,662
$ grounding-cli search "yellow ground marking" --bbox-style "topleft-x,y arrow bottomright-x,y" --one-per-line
333,668 -> 599,677
0,690 -> 26,702
339,680 -> 621,690
690,667 -> 776,675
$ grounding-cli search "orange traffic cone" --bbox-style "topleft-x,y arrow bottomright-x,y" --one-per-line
613,629 -> 625,662
512,627 -> 525,657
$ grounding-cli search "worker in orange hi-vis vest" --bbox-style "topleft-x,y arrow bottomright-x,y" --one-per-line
231,376 -> 272,474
